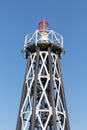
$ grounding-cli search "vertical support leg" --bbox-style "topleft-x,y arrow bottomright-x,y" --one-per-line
30,46 -> 40,130
48,46 -> 57,130
57,54 -> 70,130
16,54 -> 31,130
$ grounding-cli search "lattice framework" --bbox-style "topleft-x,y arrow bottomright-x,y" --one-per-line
20,51 -> 66,130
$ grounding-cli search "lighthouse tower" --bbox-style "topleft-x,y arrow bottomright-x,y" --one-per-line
16,20 -> 70,130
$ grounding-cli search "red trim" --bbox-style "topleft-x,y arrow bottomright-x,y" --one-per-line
38,30 -> 48,33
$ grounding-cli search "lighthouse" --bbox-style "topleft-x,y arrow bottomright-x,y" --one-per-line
16,20 -> 70,130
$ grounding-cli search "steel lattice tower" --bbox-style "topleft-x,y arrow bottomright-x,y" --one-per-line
16,20 -> 70,130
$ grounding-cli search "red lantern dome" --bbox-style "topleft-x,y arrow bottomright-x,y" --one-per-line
38,19 -> 49,32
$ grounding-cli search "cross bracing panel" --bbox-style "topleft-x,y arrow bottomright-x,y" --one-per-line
20,51 -> 67,130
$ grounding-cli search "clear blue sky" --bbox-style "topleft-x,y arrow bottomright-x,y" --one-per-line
0,0 -> 87,130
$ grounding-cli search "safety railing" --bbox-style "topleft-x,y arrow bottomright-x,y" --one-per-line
24,30 -> 63,47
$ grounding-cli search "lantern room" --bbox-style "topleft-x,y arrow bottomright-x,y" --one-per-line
38,19 -> 49,31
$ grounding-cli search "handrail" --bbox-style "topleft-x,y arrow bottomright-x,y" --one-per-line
24,30 -> 63,47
